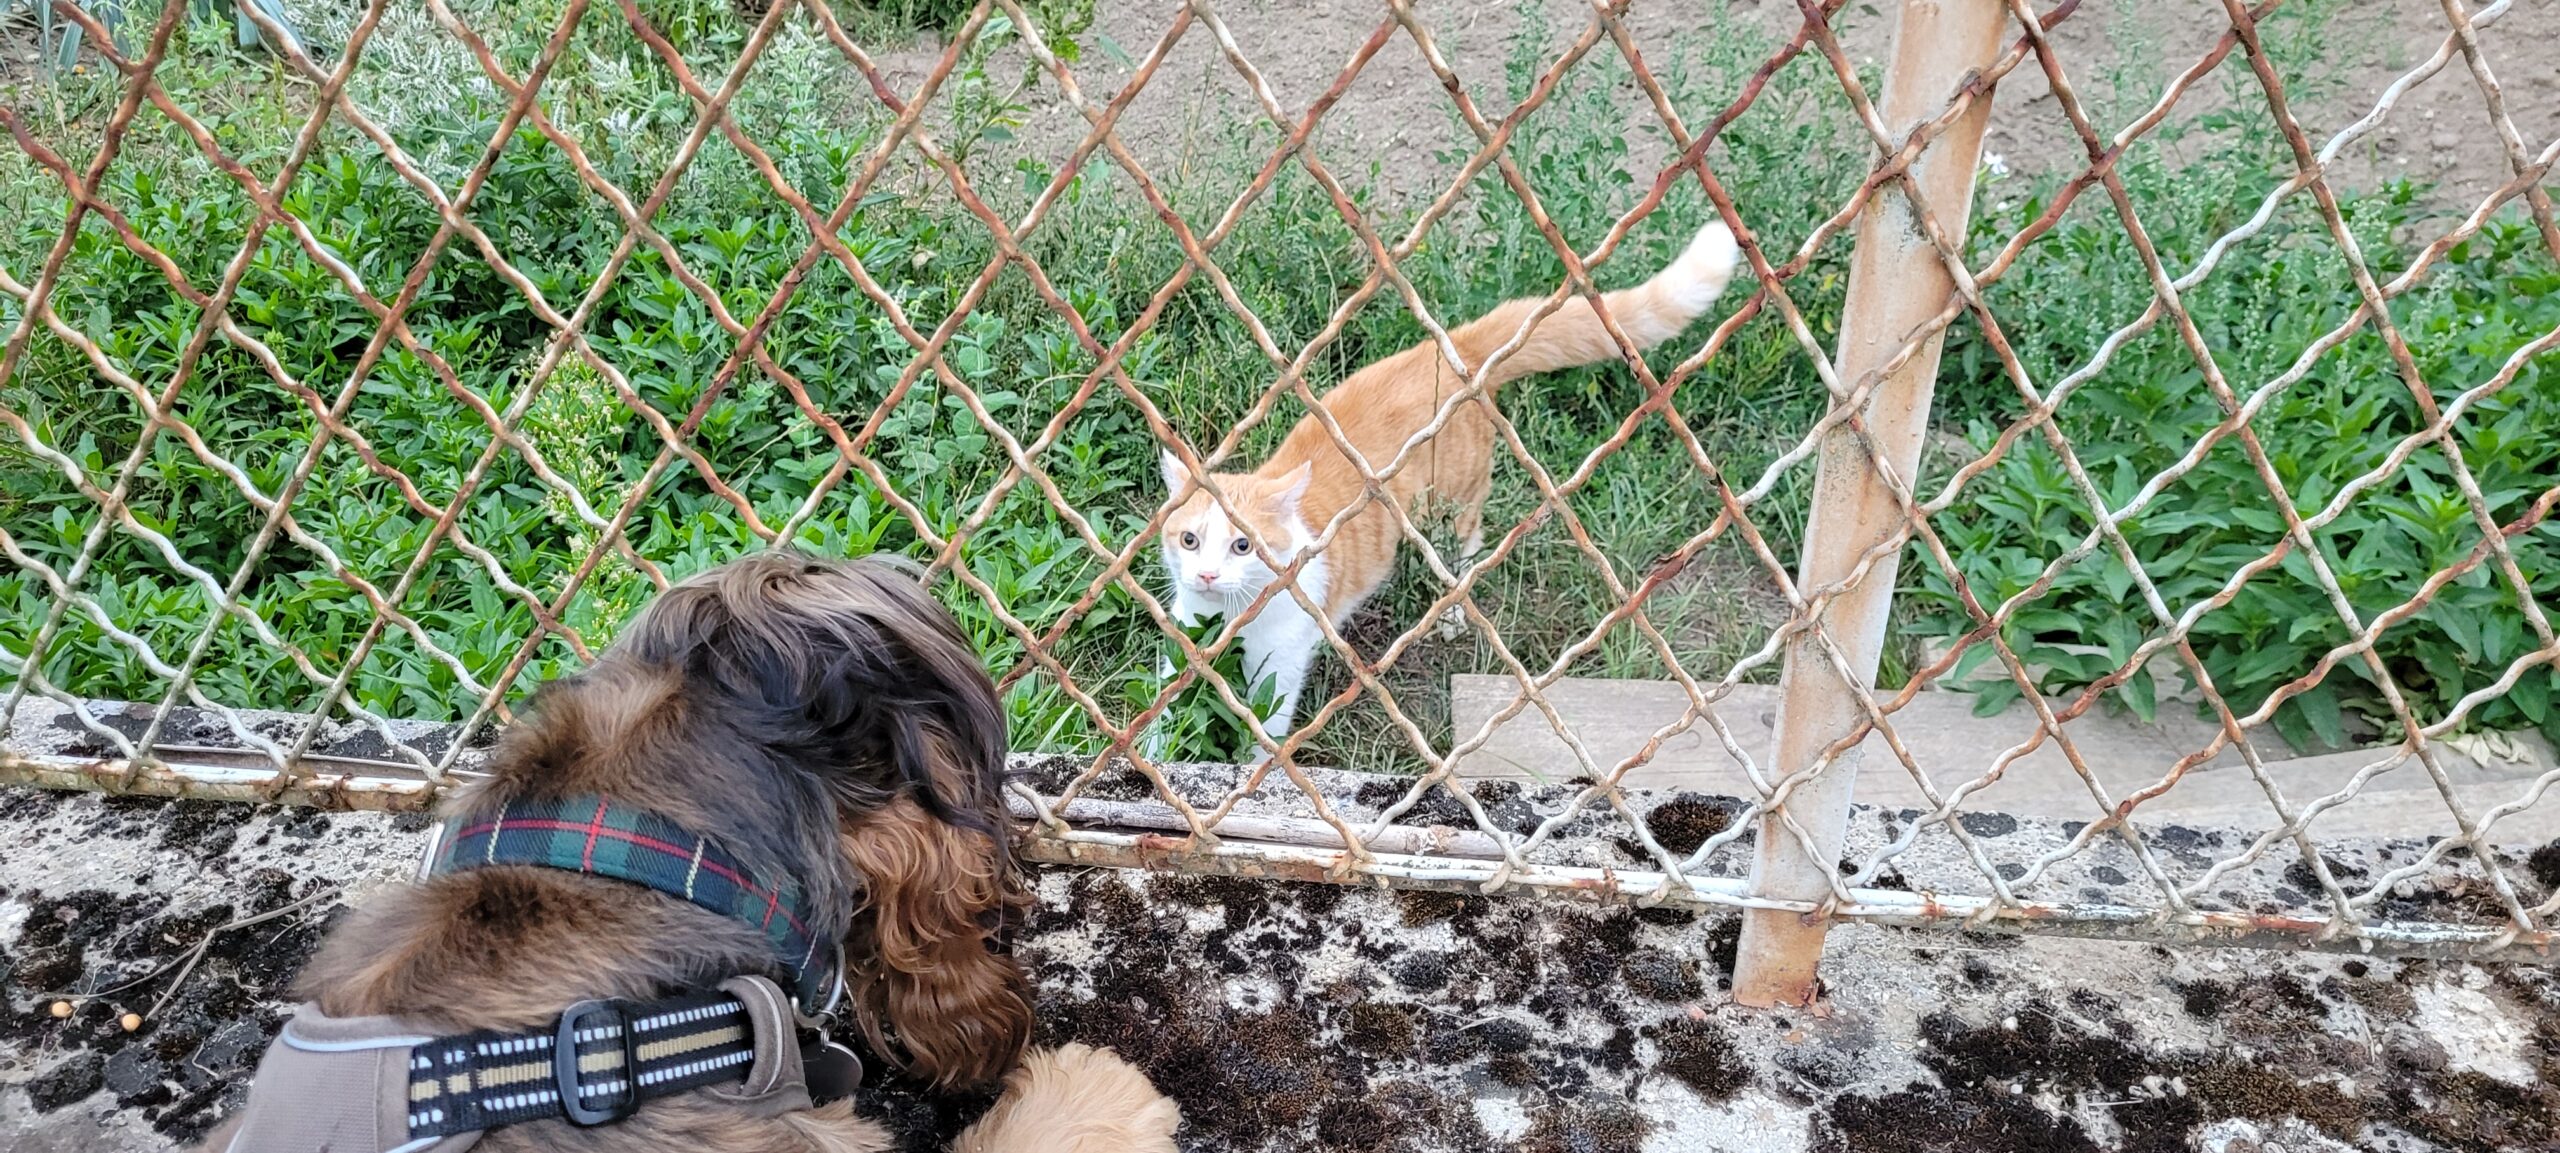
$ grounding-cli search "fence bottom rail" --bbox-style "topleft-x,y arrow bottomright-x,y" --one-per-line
3,695 -> 2548,964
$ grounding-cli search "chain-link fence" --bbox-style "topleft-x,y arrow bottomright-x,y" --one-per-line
3,0 -> 2556,994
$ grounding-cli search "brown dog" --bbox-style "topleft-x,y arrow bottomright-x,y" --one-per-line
197,552 -> 1178,1152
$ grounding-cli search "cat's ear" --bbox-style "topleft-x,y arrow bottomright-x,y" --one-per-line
1159,447 -> 1189,495
1270,462 -> 1313,523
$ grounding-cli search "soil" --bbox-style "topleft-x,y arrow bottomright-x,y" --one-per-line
13,1 -> 2558,200
889,0 -> 2560,222
6,782 -> 2559,1152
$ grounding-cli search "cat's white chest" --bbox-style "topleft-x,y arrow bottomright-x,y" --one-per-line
1159,552 -> 1329,747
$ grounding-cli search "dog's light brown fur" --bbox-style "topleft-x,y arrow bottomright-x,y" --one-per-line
954,1044 -> 1182,1153
838,795 -> 1033,1089
194,553 -> 1179,1152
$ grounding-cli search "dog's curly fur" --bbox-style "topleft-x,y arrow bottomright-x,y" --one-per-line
198,552 -> 1177,1152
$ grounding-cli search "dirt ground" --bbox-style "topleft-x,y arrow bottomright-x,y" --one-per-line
5,757 -> 2558,1152
873,0 -> 2560,221
12,1 -> 2551,225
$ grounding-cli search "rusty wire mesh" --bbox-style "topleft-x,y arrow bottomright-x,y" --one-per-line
2,0 -> 2557,963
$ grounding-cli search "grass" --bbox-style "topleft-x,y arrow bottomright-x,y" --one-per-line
1912,2 -> 2560,753
3,0 -> 2553,774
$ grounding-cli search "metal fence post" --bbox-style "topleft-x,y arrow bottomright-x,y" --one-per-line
1732,0 -> 2008,1007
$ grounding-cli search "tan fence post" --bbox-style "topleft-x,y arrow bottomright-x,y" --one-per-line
1732,0 -> 2009,1007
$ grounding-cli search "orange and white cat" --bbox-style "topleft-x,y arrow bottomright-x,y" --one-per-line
1154,223 -> 1742,747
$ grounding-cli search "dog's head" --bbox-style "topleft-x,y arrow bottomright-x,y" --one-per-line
477,550 -> 1031,1089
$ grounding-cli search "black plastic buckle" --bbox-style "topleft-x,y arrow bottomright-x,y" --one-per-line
556,999 -> 639,1126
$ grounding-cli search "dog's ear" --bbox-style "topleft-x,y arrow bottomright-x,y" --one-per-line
613,552 -> 1027,1082
857,579 -> 1011,844
798,560 -> 1030,1088
617,553 -> 1013,835
839,794 -> 1033,1089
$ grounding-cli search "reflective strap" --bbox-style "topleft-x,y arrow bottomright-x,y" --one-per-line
404,990 -> 757,1138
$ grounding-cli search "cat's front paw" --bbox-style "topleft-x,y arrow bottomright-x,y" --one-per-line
1436,601 -> 1470,641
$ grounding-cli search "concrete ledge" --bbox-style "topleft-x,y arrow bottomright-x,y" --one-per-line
1447,675 -> 2560,844
5,783 -> 2558,1153
9,695 -> 2556,957
6,695 -> 2558,1150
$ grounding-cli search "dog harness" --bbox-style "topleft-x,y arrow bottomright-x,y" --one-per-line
222,975 -> 819,1153
222,796 -> 857,1151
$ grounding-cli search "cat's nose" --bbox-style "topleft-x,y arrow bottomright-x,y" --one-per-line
1196,570 -> 1221,585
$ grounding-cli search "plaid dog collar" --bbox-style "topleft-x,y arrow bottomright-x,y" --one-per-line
430,795 -> 831,1010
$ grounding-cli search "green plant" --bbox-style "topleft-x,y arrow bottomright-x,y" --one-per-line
940,1 -> 1090,167
1897,0 -> 2560,754
1918,160 -> 2560,751
9,0 -> 2543,780
866,0 -> 968,36
1131,615 -> 1282,765
8,0 -> 306,78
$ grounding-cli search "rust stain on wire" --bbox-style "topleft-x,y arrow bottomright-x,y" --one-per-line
1,0 -> 2553,955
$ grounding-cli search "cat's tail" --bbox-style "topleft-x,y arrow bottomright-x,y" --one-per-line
1443,221 -> 1743,387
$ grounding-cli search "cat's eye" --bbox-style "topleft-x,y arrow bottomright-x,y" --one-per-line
1231,537 -> 1251,556
1178,531 -> 1198,550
